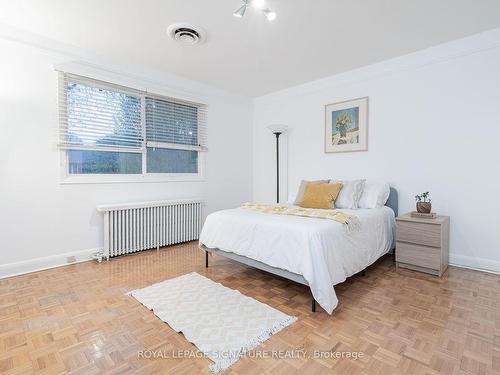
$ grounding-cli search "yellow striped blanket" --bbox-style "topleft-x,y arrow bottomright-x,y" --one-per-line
240,203 -> 359,230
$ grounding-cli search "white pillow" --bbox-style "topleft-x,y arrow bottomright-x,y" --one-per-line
358,181 -> 390,209
329,179 -> 365,209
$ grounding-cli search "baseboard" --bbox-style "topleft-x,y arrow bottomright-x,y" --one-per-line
0,248 -> 98,279
1,248 -> 499,280
449,254 -> 500,275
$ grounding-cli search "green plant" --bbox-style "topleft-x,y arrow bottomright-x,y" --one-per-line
415,191 -> 431,203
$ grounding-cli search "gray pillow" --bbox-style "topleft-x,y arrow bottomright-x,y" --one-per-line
293,180 -> 329,205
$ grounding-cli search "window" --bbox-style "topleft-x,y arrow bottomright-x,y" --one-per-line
58,73 -> 207,181
145,96 -> 205,174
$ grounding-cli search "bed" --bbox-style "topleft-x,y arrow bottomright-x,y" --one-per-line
199,188 -> 398,314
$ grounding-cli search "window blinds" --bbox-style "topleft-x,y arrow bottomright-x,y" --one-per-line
145,95 -> 208,152
58,73 -> 143,152
58,72 -> 208,153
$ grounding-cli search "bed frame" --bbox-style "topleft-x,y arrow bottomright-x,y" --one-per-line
202,188 -> 398,312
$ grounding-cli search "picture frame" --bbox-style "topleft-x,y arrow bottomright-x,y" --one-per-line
324,96 -> 368,153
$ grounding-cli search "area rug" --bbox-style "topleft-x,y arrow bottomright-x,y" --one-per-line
129,272 -> 297,373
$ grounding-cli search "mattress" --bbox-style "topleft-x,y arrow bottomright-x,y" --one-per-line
199,205 -> 395,314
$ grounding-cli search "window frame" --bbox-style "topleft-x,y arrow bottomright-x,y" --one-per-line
59,151 -> 205,184
58,74 -> 206,184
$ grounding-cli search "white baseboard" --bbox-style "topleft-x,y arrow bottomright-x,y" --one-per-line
1,248 -> 499,280
449,254 -> 500,275
0,248 -> 98,279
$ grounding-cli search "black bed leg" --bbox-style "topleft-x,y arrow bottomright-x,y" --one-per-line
205,251 -> 208,268
311,294 -> 316,313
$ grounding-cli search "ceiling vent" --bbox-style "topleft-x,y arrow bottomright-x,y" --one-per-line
167,23 -> 206,45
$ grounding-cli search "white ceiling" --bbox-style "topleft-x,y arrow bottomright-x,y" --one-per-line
2,0 -> 500,97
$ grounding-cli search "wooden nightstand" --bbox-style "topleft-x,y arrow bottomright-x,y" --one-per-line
395,213 -> 450,277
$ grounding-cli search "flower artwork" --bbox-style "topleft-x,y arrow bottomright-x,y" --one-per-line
325,97 -> 368,153
333,108 -> 359,145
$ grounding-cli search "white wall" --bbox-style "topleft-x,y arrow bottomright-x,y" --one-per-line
253,28 -> 500,273
3,26 -> 500,277
0,36 -> 253,275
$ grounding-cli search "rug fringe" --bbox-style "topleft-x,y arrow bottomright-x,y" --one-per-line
208,315 -> 298,373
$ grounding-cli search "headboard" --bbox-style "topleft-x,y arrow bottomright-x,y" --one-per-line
385,187 -> 398,217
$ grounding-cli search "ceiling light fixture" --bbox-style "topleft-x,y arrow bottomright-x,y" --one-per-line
233,2 -> 247,18
233,0 -> 276,21
252,0 -> 265,9
262,9 -> 276,21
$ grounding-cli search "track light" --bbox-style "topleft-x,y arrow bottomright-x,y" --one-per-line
233,4 -> 247,18
252,0 -> 265,9
263,9 -> 276,21
233,0 -> 276,21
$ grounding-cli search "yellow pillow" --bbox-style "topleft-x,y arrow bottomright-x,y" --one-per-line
299,183 -> 343,209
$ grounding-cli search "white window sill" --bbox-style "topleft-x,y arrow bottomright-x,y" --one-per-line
60,174 -> 205,185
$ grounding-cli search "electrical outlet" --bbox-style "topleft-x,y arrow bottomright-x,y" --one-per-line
66,256 -> 76,263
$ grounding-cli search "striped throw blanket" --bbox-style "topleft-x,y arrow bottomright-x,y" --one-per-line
240,203 -> 359,230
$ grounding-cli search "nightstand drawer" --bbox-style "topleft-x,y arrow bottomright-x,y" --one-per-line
397,221 -> 441,247
396,242 -> 441,270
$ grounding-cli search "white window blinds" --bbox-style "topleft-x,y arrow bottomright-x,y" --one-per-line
58,73 -> 208,154
58,73 -> 143,152
145,95 -> 208,151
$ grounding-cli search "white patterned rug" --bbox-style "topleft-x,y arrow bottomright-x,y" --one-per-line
129,272 -> 297,373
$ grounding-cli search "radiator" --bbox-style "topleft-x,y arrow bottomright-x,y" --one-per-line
97,199 -> 203,260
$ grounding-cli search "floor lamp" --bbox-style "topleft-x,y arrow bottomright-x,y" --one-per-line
267,124 -> 288,204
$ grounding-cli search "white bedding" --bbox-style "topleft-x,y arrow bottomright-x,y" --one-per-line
199,205 -> 395,314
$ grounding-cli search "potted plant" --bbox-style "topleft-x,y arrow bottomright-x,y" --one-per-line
415,192 -> 432,213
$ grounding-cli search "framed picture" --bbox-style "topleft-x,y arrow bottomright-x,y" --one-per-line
325,96 -> 368,153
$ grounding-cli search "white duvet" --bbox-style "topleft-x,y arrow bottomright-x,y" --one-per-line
199,205 -> 395,314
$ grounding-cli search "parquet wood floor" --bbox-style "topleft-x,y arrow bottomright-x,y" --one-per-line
0,242 -> 499,374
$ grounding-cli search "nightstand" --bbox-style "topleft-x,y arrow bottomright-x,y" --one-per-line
395,213 -> 450,277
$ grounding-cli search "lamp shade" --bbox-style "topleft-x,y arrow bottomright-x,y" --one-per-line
267,124 -> 288,134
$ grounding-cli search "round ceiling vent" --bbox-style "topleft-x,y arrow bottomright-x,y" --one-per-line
167,23 -> 206,45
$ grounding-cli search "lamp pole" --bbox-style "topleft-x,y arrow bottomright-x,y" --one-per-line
274,132 -> 281,204
267,124 -> 287,205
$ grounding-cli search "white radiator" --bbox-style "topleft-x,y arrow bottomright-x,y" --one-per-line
97,199 -> 203,260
